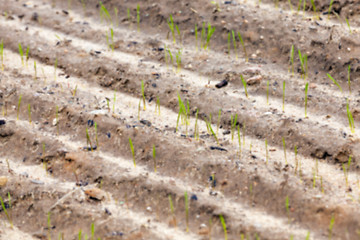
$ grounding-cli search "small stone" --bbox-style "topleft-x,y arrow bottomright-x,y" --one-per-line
52,118 -> 57,126
0,176 -> 8,186
215,80 -> 228,88
246,75 -> 262,85
0,119 -> 5,125
84,188 -> 106,201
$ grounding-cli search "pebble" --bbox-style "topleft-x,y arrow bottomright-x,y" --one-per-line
31,179 -> 45,185
84,188 -> 106,201
0,176 -> 8,186
246,75 -> 262,85
0,119 -> 5,125
215,80 -> 228,88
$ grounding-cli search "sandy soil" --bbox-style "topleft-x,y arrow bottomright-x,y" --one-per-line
1,0 -> 360,239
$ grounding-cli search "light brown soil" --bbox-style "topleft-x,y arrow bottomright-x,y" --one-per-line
1,0 -> 360,239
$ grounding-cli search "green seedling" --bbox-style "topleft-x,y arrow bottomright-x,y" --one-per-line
113,91 -> 116,113
297,0 -> 303,12
168,195 -> 177,227
78,230 -> 82,240
282,81 -> 285,112
303,0 -> 306,15
211,1 -> 221,11
175,25 -> 181,45
155,96 -> 160,116
127,8 -> 132,28
298,49 -> 307,79
54,58 -> 58,81
266,80 -> 269,104
227,32 -> 231,56
94,122 -> 98,148
289,45 -> 294,75
305,82 -> 309,117
0,194 -> 13,228
294,145 -> 298,175
275,0 -> 279,8
327,73 -> 342,93
86,127 -> 93,151
232,30 -> 238,59
25,46 -> 29,66
136,4 -> 140,32
348,65 -> 351,94
168,49 -> 174,71
342,163 -> 348,187
47,212 -> 52,240
194,109 -> 199,140
73,85 -> 77,97
207,119 -> 219,145
285,196 -> 290,223
17,94 -> 22,120
141,80 -> 146,110
42,143 -> 47,172
200,22 -> 205,49
184,191 -> 189,232
310,0 -> 319,19
175,93 -> 189,133
152,145 -> 157,173
216,109 -> 221,136
219,215 -> 228,240
237,125 -> 242,157
91,222 -> 95,240
240,75 -> 248,98
333,12 -> 343,26
28,104 -> 31,124
114,7 -> 119,27
195,23 -> 198,51
346,98 -> 355,133
306,231 -> 310,240
231,114 -> 238,142
238,32 -> 248,62
282,137 -> 287,164
265,139 -> 268,164
0,39 -> 4,71
99,2 -> 111,25
56,105 -> 59,135
109,28 -> 114,52
288,0 -> 294,11
204,23 -> 215,50
19,43 -> 24,66
167,15 -> 176,43
328,0 -> 334,19
129,138 -> 136,167
34,61 -> 37,80
175,49 -> 182,73
164,45 -> 168,68
329,214 -> 335,240
345,17 -> 352,34
321,176 -> 324,193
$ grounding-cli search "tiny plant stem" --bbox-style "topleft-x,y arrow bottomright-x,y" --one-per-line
114,7 -> 119,27
47,212 -> 52,240
345,17 -> 352,34
310,0 -> 318,19
289,45 -> 294,75
232,30 -> 238,59
85,127 -> 93,151
28,104 -> 31,124
184,191 -> 189,232
266,80 -> 269,105
238,32 -> 248,62
242,123 -> 246,147
0,39 -> 4,71
168,195 -> 177,227
17,94 -> 22,120
168,15 -> 176,43
288,0 -> 293,11
19,43 -> 24,66
204,23 -> 215,50
348,65 -> 351,94
240,75 -> 248,98
327,73 -> 343,93
34,61 -> 37,80
129,138 -> 136,167
25,46 -> 29,67
136,4 -> 140,32
265,139 -> 268,164
219,215 -> 228,240
54,58 -> 58,81
328,0 -> 334,19
200,22 -> 205,49
94,122 -> 98,148
282,137 -> 287,164
0,195 -> 13,228
91,222 -> 95,240
305,82 -> 309,117
282,81 -> 285,112
227,32 -> 231,56
346,98 -> 355,133
194,109 -> 199,140
152,145 -> 157,173
285,196 -> 290,223
176,25 -> 181,45
141,80 -> 146,110
329,214 -> 335,240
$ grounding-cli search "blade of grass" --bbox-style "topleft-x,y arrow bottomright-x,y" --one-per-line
0,195 -> 13,228
136,4 -> 140,32
282,80 -> 285,112
219,215 -> 228,240
152,144 -> 157,173
17,94 -> 22,120
282,137 -> 287,164
237,32 -> 248,62
305,82 -> 309,117
141,80 -> 146,110
129,138 -> 136,167
184,191 -> 189,232
240,75 -> 248,98
327,73 -> 343,93
18,43 -> 24,66
232,30 -> 238,59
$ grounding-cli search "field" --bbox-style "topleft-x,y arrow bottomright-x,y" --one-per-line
1,0 -> 360,239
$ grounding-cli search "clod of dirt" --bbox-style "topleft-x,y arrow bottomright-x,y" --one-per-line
210,146 -> 227,151
215,80 -> 228,88
0,119 -> 5,125
0,176 -> 8,187
246,75 -> 262,85
84,188 -> 106,201
140,119 -> 152,127
0,121 -> 15,137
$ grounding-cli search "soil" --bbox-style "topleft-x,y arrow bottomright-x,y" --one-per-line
1,0 -> 360,239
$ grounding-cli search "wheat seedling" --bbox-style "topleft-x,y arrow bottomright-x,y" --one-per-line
114,7 -> 119,27
109,28 -> 114,52
240,75 -> 248,98
129,138 -> 136,167
54,58 -> 58,81
346,98 -> 355,133
342,163 -> 348,187
78,230 -> 82,240
141,80 -> 146,110
266,80 -> 270,104
86,127 -> 93,151
47,212 -> 52,240
310,0 -> 319,19
94,122 -> 98,148
289,45 -> 294,75
0,194 -> 13,228
155,96 -> 160,116
194,109 -> 199,140
25,46 -> 30,67
17,94 -> 22,120
136,4 -> 140,32
204,23 -> 215,50
328,0 -> 334,19
152,145 -> 157,173
345,17 -> 352,34
232,30 -> 238,59
175,49 -> 182,73
285,196 -> 290,223
73,85 -> 77,97
99,2 -> 111,25
219,215 -> 228,240
231,114 -> 238,141
227,32 -> 231,56
242,122 -> 246,147
34,61 -> 37,80
329,214 -> 335,240
168,195 -> 177,227
238,32 -> 248,62
19,43 -> 24,66
288,0 -> 294,11
320,176 -> 324,193
168,15 -> 176,43
348,65 -> 351,94
327,73 -> 343,93
91,222 -> 95,240
305,82 -> 309,117
176,25 -> 181,45
184,191 -> 189,232
127,8 -> 132,28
